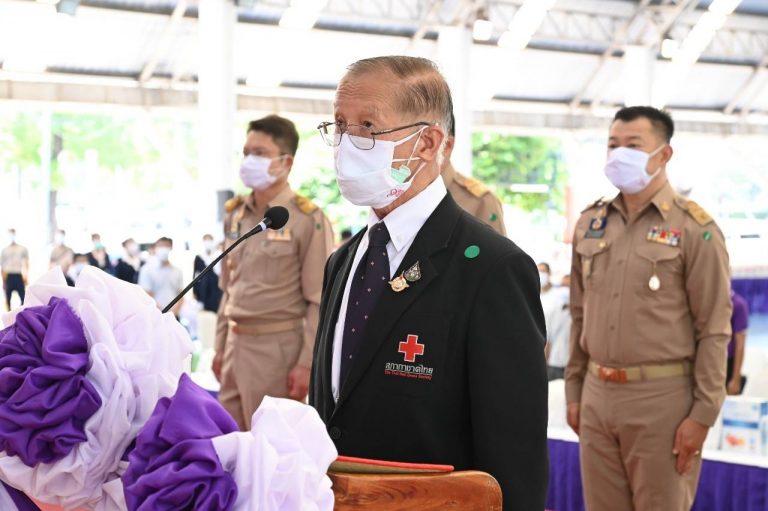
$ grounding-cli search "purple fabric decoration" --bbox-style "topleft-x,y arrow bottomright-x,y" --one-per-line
2,482 -> 42,511
123,374 -> 239,511
0,297 -> 101,466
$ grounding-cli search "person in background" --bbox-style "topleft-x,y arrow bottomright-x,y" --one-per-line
138,236 -> 184,315
114,238 -> 142,284
727,288 -> 749,395
545,274 -> 571,381
58,250 -> 75,286
67,253 -> 91,286
214,114 -> 335,431
538,262 -> 559,335
49,229 -> 72,268
88,233 -> 113,275
566,106 -> 731,510
441,112 -> 506,235
1,229 -> 29,311
193,233 -> 223,313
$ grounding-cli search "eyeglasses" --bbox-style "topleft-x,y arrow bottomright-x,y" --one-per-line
317,121 -> 431,150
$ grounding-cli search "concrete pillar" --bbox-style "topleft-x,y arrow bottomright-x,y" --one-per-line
437,26 -> 473,174
198,0 -> 237,230
623,45 -> 655,106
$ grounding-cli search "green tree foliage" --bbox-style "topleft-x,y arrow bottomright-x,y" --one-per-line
0,112 -> 42,169
471,132 -> 565,213
294,129 -> 341,208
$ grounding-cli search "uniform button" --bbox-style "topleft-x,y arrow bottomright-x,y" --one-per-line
329,426 -> 342,440
609,325 -> 616,331
618,260 -> 624,265
613,292 -> 619,298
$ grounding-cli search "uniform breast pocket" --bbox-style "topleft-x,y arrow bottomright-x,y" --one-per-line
575,240 -> 612,290
379,314 -> 450,398
259,240 -> 296,284
635,243 -> 682,295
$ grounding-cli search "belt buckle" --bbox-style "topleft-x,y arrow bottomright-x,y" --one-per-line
598,366 -> 628,383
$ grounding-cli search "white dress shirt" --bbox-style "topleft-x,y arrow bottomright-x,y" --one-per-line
331,177 -> 447,401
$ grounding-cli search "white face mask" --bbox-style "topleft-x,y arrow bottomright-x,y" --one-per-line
334,128 -> 426,208
239,155 -> 284,190
54,233 -> 65,244
539,272 -> 550,288
126,243 -> 140,256
69,263 -> 86,280
155,247 -> 171,262
604,145 -> 665,194
203,240 -> 216,252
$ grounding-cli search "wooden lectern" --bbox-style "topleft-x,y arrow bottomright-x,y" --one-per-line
329,456 -> 502,510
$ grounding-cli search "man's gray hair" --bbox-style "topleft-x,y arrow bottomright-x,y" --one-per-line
345,55 -> 453,142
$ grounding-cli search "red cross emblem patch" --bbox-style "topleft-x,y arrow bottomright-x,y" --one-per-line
398,334 -> 425,363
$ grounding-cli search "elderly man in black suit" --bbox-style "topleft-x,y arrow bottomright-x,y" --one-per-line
309,55 -> 548,510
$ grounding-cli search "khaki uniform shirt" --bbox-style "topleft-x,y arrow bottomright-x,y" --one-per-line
215,185 -> 335,368
1,244 -> 29,274
442,164 -> 506,236
565,182 -> 732,426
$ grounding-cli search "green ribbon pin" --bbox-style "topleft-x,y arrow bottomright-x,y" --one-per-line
703,231 -> 712,241
464,245 -> 480,259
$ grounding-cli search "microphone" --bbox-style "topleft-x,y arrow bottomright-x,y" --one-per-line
162,206 -> 290,314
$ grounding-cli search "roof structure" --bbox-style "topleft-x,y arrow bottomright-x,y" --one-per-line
1,0 -> 767,133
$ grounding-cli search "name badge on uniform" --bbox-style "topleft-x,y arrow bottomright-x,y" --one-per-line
267,228 -> 292,242
647,226 -> 681,247
585,209 -> 607,239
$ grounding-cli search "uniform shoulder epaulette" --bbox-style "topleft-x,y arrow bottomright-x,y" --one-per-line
294,194 -> 318,215
683,199 -> 714,226
455,173 -> 489,198
224,195 -> 245,214
581,197 -> 606,213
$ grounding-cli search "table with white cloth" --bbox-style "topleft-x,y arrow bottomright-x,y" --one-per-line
546,427 -> 768,511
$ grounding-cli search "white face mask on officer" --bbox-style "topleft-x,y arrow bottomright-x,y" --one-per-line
239,155 -> 285,191
603,144 -> 665,194
334,127 -> 427,209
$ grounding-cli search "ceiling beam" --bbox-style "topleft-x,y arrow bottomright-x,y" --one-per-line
138,0 -> 190,83
568,0 -> 653,109
724,53 -> 768,114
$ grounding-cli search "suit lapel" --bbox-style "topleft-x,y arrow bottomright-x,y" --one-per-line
319,232 -> 363,418
335,195 -> 462,411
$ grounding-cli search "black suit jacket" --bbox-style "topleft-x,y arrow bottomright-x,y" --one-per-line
309,194 -> 548,510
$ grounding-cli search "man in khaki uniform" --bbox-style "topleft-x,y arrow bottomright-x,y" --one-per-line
1,229 -> 29,311
565,106 -> 731,510
213,115 -> 335,430
441,114 -> 506,236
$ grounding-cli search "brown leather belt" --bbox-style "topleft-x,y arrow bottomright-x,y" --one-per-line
229,318 -> 303,336
588,360 -> 691,384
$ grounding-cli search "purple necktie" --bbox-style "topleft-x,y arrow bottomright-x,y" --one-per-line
340,222 -> 391,388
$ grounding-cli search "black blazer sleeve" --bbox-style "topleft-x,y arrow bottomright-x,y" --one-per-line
468,250 -> 548,510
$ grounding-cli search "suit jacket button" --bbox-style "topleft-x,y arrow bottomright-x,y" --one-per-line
329,426 -> 342,440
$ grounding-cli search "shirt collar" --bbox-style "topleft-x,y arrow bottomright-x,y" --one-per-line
649,181 -> 676,220
246,184 -> 293,212
367,176 -> 447,253
608,180 -> 676,221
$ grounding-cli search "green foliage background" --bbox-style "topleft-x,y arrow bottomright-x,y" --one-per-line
0,113 -> 565,231
472,132 -> 564,213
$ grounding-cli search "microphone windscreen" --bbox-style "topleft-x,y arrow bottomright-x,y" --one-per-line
265,206 -> 290,230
